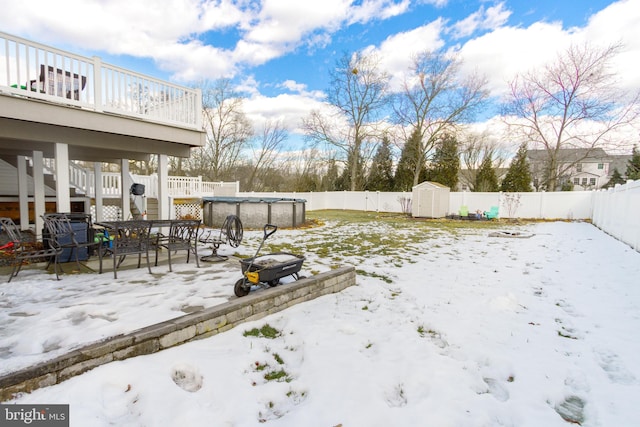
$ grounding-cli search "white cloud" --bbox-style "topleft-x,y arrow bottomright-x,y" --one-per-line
361,0 -> 640,107
197,0 -> 249,31
450,2 -> 511,39
347,0 -> 411,24
0,0 -> 440,86
417,0 -> 448,7
278,80 -> 329,100
244,92 -> 328,135
364,18 -> 447,91
3,0 -> 638,145
234,75 -> 262,97
580,0 -> 640,94
457,21 -> 571,98
457,0 -> 640,100
155,42 -> 238,81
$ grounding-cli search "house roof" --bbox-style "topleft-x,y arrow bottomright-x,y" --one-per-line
526,148 -> 609,163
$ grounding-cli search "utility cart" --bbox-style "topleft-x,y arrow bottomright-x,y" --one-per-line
234,224 -> 305,297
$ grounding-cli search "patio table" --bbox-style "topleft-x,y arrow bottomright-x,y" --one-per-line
93,220 -> 153,278
96,219 -> 202,274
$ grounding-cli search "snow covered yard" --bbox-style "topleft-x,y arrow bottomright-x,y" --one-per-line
2,215 -> 639,426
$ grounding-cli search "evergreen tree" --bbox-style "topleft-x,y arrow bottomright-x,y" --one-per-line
321,159 -> 341,191
475,155 -> 499,192
366,137 -> 395,191
626,146 -> 640,180
603,168 -> 626,188
338,151 -> 365,191
426,133 -> 460,189
501,143 -> 533,192
395,128 -> 424,191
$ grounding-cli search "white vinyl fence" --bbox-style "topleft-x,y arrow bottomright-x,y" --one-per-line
449,191 -> 594,220
241,182 -> 640,252
238,191 -> 413,214
592,180 -> 640,251
239,190 -> 594,219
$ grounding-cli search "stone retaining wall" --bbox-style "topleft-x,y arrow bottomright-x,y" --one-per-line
0,266 -> 356,401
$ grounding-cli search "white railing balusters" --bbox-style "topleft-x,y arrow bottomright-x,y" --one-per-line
27,157 -> 235,199
1,31 -> 200,129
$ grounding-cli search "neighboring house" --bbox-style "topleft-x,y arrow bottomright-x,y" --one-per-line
526,148 -> 631,191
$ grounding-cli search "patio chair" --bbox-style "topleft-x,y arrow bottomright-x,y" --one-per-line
42,213 -> 103,275
154,219 -> 201,272
198,215 -> 243,262
484,206 -> 499,220
29,64 -> 87,100
101,220 -> 153,279
458,205 -> 469,219
0,217 -> 62,282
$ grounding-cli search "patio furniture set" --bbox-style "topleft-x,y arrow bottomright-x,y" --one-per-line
448,205 -> 499,220
1,213 -> 308,299
0,214 -> 216,281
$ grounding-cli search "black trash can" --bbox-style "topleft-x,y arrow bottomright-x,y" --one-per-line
43,213 -> 93,261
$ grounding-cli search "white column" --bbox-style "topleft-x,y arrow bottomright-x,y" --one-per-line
32,151 -> 46,237
158,154 -> 169,219
94,162 -> 103,222
17,156 -> 29,230
55,143 -> 71,213
121,159 -> 131,220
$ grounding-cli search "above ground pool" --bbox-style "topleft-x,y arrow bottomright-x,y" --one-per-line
202,196 -> 306,229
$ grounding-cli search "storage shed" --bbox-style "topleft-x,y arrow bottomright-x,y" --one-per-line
412,181 -> 450,218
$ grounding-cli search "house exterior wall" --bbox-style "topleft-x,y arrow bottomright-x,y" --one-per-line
568,160 -> 608,190
526,149 -> 630,191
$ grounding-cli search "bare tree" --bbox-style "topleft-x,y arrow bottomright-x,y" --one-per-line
459,131 -> 507,191
189,79 -> 253,181
395,50 -> 489,187
302,51 -> 390,191
246,119 -> 288,191
503,42 -> 640,191
128,156 -> 157,176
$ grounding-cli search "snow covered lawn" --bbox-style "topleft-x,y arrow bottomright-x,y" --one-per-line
2,217 -> 639,426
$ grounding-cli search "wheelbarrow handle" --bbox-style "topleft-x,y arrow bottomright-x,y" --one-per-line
263,224 -> 277,240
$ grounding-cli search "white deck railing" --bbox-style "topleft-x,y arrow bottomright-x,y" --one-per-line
39,158 -> 236,198
95,172 -> 236,198
0,31 -> 201,130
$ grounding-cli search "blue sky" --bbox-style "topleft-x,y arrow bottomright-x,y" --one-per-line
1,0 -> 638,147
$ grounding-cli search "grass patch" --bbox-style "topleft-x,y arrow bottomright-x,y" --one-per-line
239,210 -> 519,272
355,269 -> 393,284
264,369 -> 291,382
417,325 -> 439,338
243,324 -> 281,339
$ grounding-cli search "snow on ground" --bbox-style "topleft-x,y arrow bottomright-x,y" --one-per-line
2,220 -> 639,427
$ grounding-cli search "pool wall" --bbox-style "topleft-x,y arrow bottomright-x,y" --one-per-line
202,197 -> 306,229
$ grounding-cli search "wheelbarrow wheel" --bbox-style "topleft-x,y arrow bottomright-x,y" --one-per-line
234,278 -> 250,297
268,279 -> 279,287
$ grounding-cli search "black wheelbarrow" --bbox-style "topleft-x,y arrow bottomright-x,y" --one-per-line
234,224 -> 305,297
